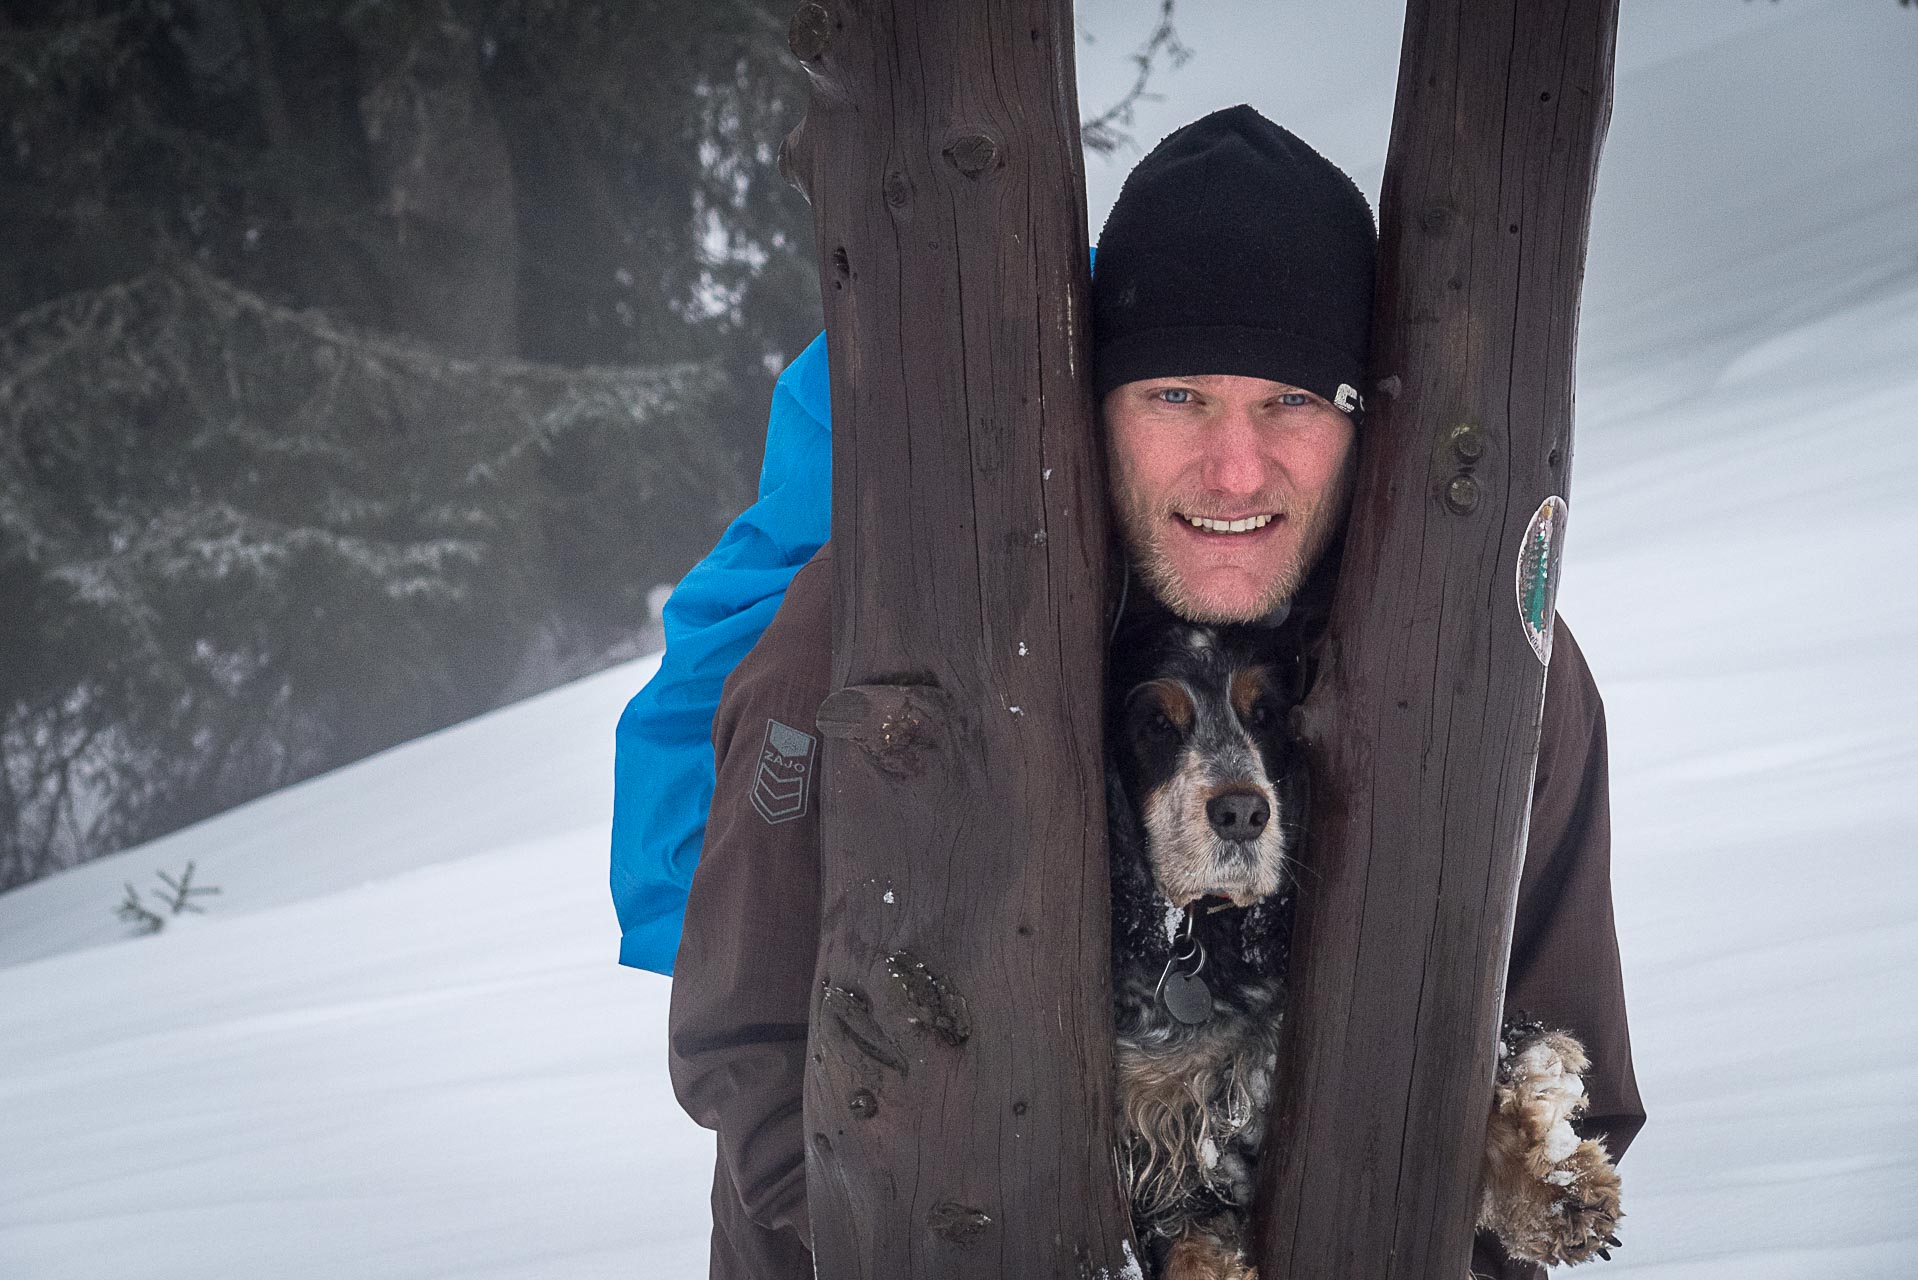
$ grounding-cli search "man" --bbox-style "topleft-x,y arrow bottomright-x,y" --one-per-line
666,106 -> 1643,1280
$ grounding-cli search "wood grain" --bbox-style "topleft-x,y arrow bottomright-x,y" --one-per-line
785,1 -> 1134,1275
1252,1 -> 1619,1276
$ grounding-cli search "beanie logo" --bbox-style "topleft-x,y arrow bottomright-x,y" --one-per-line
1334,383 -> 1364,414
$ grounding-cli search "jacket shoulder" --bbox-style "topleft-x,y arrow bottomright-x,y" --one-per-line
715,544 -> 835,748
1535,615 -> 1604,805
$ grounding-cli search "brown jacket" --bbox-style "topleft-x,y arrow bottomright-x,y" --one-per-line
667,545 -> 1644,1279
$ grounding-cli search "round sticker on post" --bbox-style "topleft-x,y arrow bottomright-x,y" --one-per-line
1516,495 -> 1568,666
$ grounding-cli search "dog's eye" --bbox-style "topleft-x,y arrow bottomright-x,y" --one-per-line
1136,707 -> 1184,744
1244,702 -> 1272,730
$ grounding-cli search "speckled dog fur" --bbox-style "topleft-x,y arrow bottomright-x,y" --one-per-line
1106,614 -> 1622,1277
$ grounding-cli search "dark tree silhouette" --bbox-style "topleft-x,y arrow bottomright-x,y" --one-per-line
0,0 -> 811,889
0,0 -> 1193,893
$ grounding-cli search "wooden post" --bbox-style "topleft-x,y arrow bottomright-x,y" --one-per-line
1254,1 -> 1618,1276
781,2 -> 1135,1276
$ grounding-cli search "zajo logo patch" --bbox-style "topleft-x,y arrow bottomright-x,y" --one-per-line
752,719 -> 816,825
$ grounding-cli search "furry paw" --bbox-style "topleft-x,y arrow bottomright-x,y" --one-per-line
1163,1234 -> 1257,1280
1478,1023 -> 1624,1266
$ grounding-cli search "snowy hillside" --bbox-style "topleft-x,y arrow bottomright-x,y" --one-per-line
4,2 -> 1915,1277
0,657 -> 664,971
0,656 -> 721,1280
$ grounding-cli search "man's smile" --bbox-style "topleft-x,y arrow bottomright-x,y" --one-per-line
1175,511 -> 1281,537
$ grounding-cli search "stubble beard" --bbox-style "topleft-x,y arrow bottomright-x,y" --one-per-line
1114,457 -> 1353,625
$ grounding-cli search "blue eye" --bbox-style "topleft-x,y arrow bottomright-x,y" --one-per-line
1278,392 -> 1311,407
1157,388 -> 1194,405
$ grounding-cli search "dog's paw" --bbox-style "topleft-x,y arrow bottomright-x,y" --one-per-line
1478,1024 -> 1623,1266
1494,1025 -> 1592,1179
1163,1234 -> 1257,1280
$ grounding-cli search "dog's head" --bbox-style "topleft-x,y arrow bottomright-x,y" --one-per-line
1109,617 -> 1301,909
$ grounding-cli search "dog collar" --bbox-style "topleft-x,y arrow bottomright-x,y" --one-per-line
1156,903 -> 1216,1025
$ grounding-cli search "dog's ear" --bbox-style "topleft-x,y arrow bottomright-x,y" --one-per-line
1280,747 -> 1308,838
1105,767 -> 1170,966
1273,652 -> 1304,710
1105,768 -> 1147,869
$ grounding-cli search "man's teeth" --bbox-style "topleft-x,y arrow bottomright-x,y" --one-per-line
1182,513 -> 1275,534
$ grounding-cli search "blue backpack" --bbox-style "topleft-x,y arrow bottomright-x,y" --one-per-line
613,252 -> 1097,974
610,331 -> 832,974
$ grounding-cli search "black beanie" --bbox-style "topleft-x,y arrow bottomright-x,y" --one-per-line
1092,105 -> 1377,414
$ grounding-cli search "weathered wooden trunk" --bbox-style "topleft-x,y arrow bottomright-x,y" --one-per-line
1253,1 -> 1619,1275
782,1 -> 1135,1275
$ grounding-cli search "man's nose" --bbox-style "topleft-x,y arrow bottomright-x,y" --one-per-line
1200,410 -> 1267,496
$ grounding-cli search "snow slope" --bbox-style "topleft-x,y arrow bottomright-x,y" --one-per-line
4,2 -> 1916,1277
1556,8 -> 1918,1272
0,657 -> 717,1280
0,656 -> 663,970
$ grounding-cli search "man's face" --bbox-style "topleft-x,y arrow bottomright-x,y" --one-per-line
1103,374 -> 1356,623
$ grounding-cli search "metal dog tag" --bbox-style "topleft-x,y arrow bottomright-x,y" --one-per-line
1162,970 -> 1214,1025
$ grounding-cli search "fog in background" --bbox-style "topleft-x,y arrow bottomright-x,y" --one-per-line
0,0 -> 826,890
0,0 -> 1253,897
7,0 -> 1901,895
2,3 -> 1915,1276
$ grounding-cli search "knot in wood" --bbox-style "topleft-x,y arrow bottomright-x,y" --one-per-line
816,683 -> 944,778
882,168 -> 913,212
1445,473 -> 1482,514
886,950 -> 971,1046
1419,203 -> 1455,234
847,1087 -> 878,1119
819,982 -> 909,1076
786,2 -> 833,62
943,131 -> 1000,177
1448,422 -> 1487,463
926,1201 -> 992,1245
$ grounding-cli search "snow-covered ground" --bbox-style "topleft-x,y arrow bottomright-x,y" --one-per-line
0,657 -> 717,1280
4,2 -> 1915,1277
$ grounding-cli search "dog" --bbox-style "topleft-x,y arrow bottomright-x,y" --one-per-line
1105,609 -> 1623,1279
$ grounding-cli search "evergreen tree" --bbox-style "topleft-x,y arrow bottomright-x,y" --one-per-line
0,0 -> 810,889
0,0 -> 1188,890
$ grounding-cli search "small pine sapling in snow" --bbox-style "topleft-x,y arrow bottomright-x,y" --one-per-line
115,884 -> 166,935
113,861 -> 222,935
154,861 -> 220,915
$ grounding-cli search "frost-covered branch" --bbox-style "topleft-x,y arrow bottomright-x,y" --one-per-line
1079,0 -> 1193,157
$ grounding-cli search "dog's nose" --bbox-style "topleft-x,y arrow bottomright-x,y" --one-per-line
1206,790 -> 1269,842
